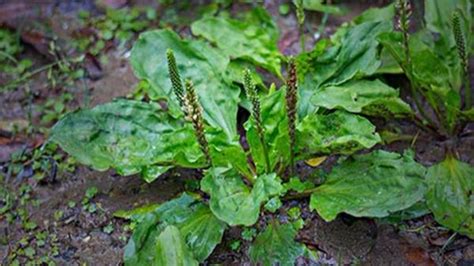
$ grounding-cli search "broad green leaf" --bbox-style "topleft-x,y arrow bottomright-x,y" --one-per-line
245,89 -> 291,173
264,197 -> 283,213
412,49 -> 458,92
124,194 -> 197,265
142,165 -> 172,183
191,8 -> 282,76
176,204 -> 227,261
50,99 -> 205,179
131,29 -> 240,139
426,157 -> 474,239
207,127 -> 253,179
301,0 -> 344,15
51,100 -> 251,180
310,150 -> 426,221
124,214 -> 163,265
379,201 -> 431,224
353,3 -> 395,25
113,203 -> 161,221
124,193 -> 226,264
310,21 -> 391,87
284,177 -> 315,193
295,39 -> 329,116
155,225 -> 199,266
311,79 -> 413,118
296,110 -> 381,157
298,21 -> 392,116
378,31 -> 462,90
201,168 -> 284,226
378,31 -> 462,132
377,48 -> 403,74
249,222 -> 304,266
225,59 -> 265,89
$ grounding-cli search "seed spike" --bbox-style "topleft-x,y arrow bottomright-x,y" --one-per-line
285,58 -> 298,175
243,70 -> 262,130
396,0 -> 412,67
184,79 -> 211,165
452,10 -> 471,108
243,69 -> 270,173
166,49 -> 185,110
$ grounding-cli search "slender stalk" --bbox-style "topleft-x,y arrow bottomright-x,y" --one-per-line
184,80 -> 212,166
166,49 -> 186,110
317,12 -> 330,39
243,69 -> 271,173
452,11 -> 471,109
285,58 -> 298,175
411,113 -> 441,137
396,0 -> 437,128
294,0 -> 306,52
299,24 -> 306,53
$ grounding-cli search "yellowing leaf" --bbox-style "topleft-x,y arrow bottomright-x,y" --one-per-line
305,156 -> 327,167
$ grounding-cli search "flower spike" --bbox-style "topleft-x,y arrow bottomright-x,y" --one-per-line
243,69 -> 270,172
285,58 -> 298,174
396,0 -> 412,67
166,49 -> 185,111
452,10 -> 471,107
184,79 -> 211,165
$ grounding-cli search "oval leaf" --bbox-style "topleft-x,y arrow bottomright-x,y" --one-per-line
296,110 -> 381,157
155,225 -> 199,266
201,168 -> 284,226
50,99 -> 205,179
131,29 -> 240,139
311,79 -> 413,118
310,150 -> 427,221
191,8 -> 282,76
124,193 -> 226,264
426,157 -> 474,239
249,222 -> 304,266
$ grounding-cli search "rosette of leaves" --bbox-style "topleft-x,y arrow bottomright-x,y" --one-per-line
49,8 -> 435,264
377,0 -> 473,135
370,0 -> 474,238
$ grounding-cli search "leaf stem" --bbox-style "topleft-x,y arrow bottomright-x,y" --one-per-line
299,23 -> 305,53
260,135 -> 271,173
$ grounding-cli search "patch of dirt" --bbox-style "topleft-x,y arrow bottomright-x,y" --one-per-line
89,51 -> 138,106
0,167 -> 187,265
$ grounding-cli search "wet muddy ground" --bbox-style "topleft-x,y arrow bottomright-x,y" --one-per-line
0,0 -> 473,265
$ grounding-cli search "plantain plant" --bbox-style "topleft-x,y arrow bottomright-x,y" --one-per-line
378,0 -> 473,137
296,0 -> 473,239
48,5 -> 472,264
